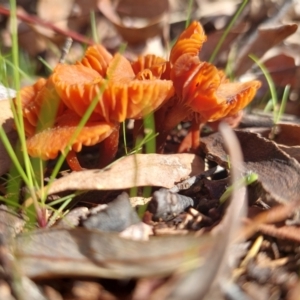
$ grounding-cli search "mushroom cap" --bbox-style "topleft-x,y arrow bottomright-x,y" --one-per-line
106,53 -> 135,83
16,78 -> 47,136
119,79 -> 174,120
202,80 -> 261,121
131,54 -> 170,79
26,110 -> 117,160
33,77 -> 66,132
170,53 -> 204,98
169,21 -> 207,65
78,44 -> 113,77
15,77 -> 65,137
52,64 -> 105,119
53,59 -> 174,123
181,61 -> 261,122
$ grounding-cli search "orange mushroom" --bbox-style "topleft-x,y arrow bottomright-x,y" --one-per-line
155,21 -> 261,152
131,54 -> 170,79
26,110 -> 117,171
78,44 -> 113,77
169,21 -> 207,68
53,54 -> 174,123
15,44 -> 174,171
15,77 -> 66,137
53,51 -> 173,168
16,78 -> 47,137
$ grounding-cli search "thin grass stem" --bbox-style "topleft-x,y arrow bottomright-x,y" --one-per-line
209,0 -> 248,63
250,54 -> 278,123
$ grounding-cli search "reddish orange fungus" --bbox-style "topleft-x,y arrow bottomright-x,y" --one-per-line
26,110 -> 116,160
155,21 -> 261,151
78,44 -> 113,76
15,20 -> 261,170
131,54 -> 170,79
52,53 -> 174,123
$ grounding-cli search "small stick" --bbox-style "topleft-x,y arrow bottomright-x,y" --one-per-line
59,37 -> 73,64
0,5 -> 94,45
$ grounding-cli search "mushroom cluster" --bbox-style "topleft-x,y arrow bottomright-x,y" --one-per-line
15,44 -> 174,170
14,21 -> 261,171
133,22 -> 261,152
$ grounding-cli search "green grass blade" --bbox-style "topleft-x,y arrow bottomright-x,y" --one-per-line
275,84 -> 290,124
185,0 -> 194,28
0,127 -> 29,185
90,10 -> 99,44
9,0 -> 36,193
249,54 -> 278,123
209,0 -> 248,63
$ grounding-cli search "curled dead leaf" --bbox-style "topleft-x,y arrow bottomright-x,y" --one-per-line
201,130 -> 300,204
15,227 -> 215,280
98,0 -> 169,45
234,23 -> 298,76
38,153 -> 204,195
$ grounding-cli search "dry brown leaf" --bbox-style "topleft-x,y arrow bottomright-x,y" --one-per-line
0,205 -> 25,240
234,23 -> 298,76
253,123 -> 300,163
45,153 -> 204,195
98,0 -> 169,44
201,130 -> 300,204
260,54 -> 299,88
273,123 -> 300,146
15,227 -> 215,279
36,0 -> 75,38
278,145 -> 300,163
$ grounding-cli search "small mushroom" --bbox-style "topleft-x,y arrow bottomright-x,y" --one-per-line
17,46 -> 174,171
51,64 -> 106,120
156,21 -> 261,152
26,110 -> 117,171
131,54 -> 170,79
15,77 -> 65,137
169,21 -> 207,68
53,54 -> 174,123
78,44 -> 113,77
16,78 -> 47,137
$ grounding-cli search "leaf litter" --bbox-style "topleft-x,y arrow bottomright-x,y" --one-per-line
1,0 -> 300,299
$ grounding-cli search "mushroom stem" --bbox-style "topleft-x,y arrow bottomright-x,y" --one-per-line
98,124 -> 120,168
177,120 -> 202,153
66,150 -> 83,171
156,102 -> 190,152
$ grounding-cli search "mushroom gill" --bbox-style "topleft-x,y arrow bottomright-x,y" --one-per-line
26,110 -> 117,171
52,54 -> 174,123
79,44 -> 113,77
